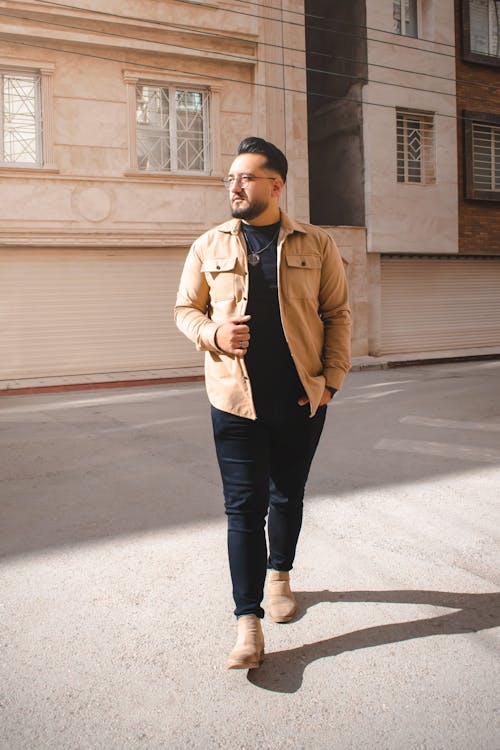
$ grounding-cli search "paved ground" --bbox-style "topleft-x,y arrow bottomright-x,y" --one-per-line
1,360 -> 499,749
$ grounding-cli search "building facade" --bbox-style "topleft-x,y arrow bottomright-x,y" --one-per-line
456,0 -> 500,252
0,0 -> 310,385
3,1 -> 498,385
306,0 -> 500,356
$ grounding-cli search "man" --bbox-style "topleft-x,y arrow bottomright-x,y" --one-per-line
175,137 -> 351,670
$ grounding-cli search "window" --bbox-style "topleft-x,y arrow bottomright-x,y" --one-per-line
135,84 -> 210,173
463,0 -> 500,64
464,111 -> 500,200
393,0 -> 418,38
470,0 -> 499,56
0,71 -> 41,166
397,109 -> 435,184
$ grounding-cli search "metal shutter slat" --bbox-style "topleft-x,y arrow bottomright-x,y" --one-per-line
0,248 -> 202,379
380,257 -> 500,353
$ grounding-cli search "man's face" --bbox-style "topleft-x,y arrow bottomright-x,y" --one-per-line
228,153 -> 279,221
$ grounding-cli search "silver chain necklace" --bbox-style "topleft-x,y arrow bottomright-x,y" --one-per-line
242,228 -> 280,266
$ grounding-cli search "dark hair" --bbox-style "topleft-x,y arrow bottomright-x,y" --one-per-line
237,136 -> 288,183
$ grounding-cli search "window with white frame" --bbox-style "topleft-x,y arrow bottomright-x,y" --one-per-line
0,71 -> 41,166
469,0 -> 500,57
464,112 -> 500,200
135,83 -> 210,173
472,121 -> 500,191
393,0 -> 418,38
396,109 -> 435,184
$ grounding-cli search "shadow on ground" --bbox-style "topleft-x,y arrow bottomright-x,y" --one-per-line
1,362 -> 499,558
247,589 -> 500,693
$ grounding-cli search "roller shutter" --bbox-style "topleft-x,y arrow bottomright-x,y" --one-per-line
380,255 -> 500,354
0,247 -> 202,380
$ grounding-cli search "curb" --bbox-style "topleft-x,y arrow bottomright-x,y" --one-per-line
0,374 -> 205,397
351,352 -> 500,372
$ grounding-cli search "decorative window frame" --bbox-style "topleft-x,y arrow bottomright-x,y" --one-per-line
0,59 -> 57,173
123,69 -> 222,181
463,109 -> 500,201
396,108 -> 436,185
461,0 -> 500,67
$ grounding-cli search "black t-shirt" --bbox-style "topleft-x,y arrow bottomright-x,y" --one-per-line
241,221 -> 303,412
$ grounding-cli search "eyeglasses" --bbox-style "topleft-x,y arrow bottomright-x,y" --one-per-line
222,173 -> 277,190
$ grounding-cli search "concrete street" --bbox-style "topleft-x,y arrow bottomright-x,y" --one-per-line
1,360 -> 499,749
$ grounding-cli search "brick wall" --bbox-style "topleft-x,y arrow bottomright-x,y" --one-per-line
455,0 -> 500,255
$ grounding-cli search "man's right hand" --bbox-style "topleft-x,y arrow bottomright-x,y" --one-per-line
215,315 -> 251,357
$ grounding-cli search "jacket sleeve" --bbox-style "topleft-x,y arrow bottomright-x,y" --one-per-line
174,241 -> 222,353
319,233 -> 351,390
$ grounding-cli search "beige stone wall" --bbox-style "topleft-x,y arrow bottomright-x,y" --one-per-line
323,226 -> 369,357
362,0 -> 459,255
0,0 -> 309,248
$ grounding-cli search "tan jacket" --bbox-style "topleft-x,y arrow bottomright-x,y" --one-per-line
174,210 -> 351,419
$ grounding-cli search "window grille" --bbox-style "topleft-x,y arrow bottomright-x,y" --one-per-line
136,84 -> 210,173
472,122 -> 500,191
397,110 -> 435,184
0,72 -> 41,166
393,0 -> 418,38
469,0 -> 500,57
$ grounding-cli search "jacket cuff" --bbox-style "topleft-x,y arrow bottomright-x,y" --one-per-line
324,366 -> 349,391
200,320 -> 224,353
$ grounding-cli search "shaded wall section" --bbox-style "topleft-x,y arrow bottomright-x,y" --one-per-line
305,1 -> 367,226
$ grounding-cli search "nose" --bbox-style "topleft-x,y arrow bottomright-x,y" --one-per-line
230,179 -> 244,195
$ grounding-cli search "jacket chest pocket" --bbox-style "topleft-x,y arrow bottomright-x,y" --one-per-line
284,254 -> 321,299
202,257 -> 238,302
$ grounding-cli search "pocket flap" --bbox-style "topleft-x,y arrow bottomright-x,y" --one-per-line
201,257 -> 238,273
285,254 -> 322,270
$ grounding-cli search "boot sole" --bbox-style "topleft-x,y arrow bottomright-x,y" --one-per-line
227,651 -> 265,670
269,606 -> 297,623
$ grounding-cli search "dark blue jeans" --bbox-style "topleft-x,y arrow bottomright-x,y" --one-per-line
211,403 -> 326,618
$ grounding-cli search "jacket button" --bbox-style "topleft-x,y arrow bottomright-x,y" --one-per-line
216,265 -> 220,270
301,260 -> 306,267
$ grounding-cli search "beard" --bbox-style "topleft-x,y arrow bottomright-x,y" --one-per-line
231,197 -> 269,221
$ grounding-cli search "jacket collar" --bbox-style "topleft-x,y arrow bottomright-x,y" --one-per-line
216,209 -> 307,237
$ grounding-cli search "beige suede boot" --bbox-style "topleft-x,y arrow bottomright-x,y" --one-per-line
227,614 -> 265,670
267,570 -> 297,623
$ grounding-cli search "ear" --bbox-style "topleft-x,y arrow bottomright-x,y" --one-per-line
272,177 -> 285,199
